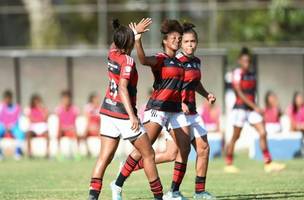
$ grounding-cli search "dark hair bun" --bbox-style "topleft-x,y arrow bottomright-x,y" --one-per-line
240,47 -> 250,55
112,19 -> 121,30
160,19 -> 183,35
182,22 -> 195,32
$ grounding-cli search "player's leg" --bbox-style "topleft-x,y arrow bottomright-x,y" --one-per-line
192,135 -> 215,199
251,121 -> 285,172
88,135 -> 119,200
187,115 -> 215,199
112,117 -> 164,200
155,137 -> 178,163
134,131 -> 178,171
225,126 -> 242,165
165,125 -> 191,199
190,120 -> 215,199
132,133 -> 163,200
114,110 -> 165,188
114,121 -> 162,187
248,111 -> 286,172
224,109 -> 245,173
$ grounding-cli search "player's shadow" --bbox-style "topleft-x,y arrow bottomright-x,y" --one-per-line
215,191 -> 304,199
132,191 -> 304,199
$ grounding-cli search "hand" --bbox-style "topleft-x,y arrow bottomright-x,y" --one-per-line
129,18 -> 152,40
133,18 -> 152,34
207,93 -> 216,104
130,115 -> 140,132
182,103 -> 190,114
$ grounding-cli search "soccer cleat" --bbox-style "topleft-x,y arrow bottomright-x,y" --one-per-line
224,165 -> 240,173
193,191 -> 216,200
110,181 -> 122,200
163,191 -> 188,200
264,162 -> 286,173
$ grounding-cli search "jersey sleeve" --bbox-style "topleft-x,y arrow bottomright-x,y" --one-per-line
120,55 -> 135,80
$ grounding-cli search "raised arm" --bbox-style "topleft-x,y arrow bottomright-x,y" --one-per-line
135,38 -> 158,67
129,18 -> 158,68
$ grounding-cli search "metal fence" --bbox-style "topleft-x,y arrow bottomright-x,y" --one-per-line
1,48 -> 303,113
0,49 -> 227,111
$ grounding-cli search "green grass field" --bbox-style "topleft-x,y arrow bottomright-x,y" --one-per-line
0,154 -> 304,200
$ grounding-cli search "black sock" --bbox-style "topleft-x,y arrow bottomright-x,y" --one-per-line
88,178 -> 102,200
115,155 -> 138,187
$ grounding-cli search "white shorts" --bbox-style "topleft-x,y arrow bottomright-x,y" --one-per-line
29,122 -> 48,135
100,114 -> 145,141
231,109 -> 263,127
186,114 -> 208,141
143,109 -> 190,130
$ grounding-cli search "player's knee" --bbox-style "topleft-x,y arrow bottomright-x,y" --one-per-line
232,133 -> 241,141
142,148 -> 155,162
259,131 -> 267,138
99,153 -> 114,166
197,143 -> 210,157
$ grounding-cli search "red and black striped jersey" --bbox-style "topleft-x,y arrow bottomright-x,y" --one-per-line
232,68 -> 256,110
176,52 -> 201,115
100,48 -> 138,119
146,53 -> 184,112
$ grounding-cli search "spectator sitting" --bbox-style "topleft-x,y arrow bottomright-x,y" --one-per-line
83,92 -> 101,157
286,91 -> 304,132
199,100 -> 221,133
264,91 -> 282,134
55,90 -> 80,157
287,91 -> 304,156
25,94 -> 49,158
0,90 -> 24,160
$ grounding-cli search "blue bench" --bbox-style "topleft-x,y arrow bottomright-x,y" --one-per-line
249,132 -> 302,160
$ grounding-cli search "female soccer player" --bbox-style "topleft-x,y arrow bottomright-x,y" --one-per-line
111,19 -> 191,200
225,47 -> 285,173
87,19 -> 163,200
25,94 -> 50,158
130,22 -> 217,200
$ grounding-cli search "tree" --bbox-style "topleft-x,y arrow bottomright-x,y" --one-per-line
22,0 -> 61,48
